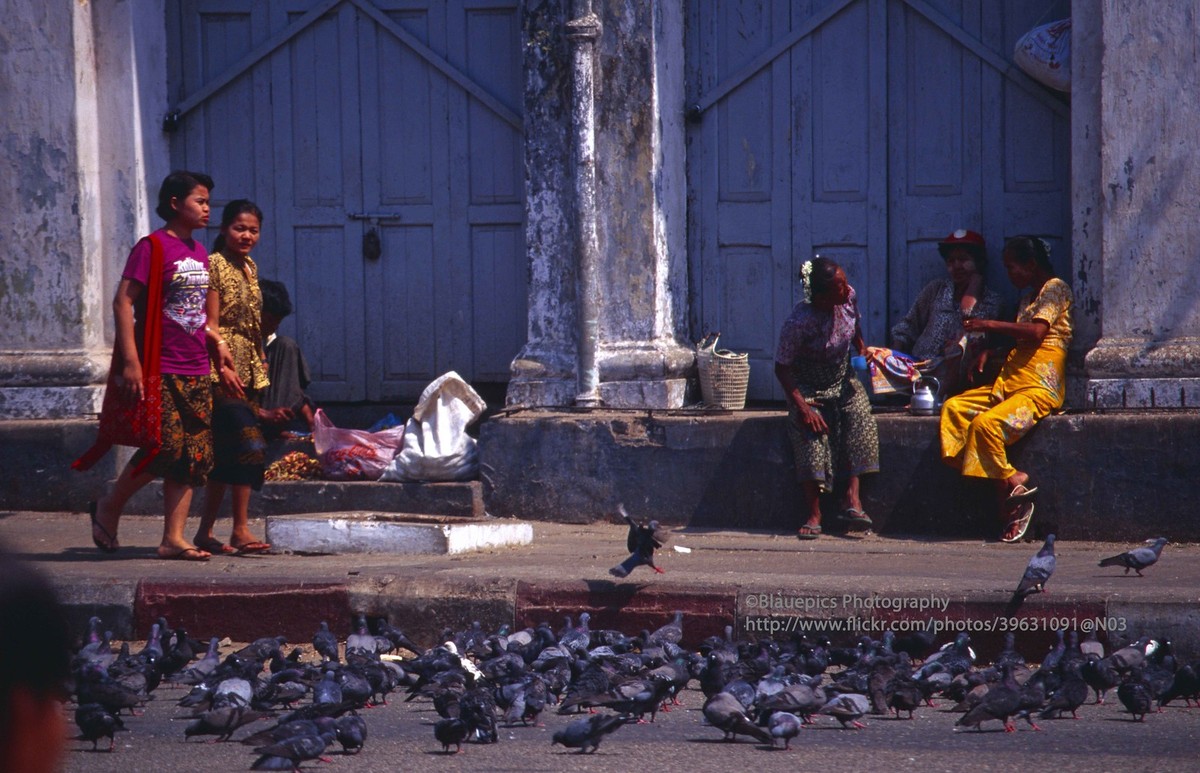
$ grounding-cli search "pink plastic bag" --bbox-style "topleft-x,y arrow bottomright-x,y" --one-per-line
312,408 -> 405,481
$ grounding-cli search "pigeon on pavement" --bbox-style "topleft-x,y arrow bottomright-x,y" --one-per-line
820,692 -> 871,729
768,711 -> 803,749
551,713 -> 628,753
252,729 -> 336,770
703,691 -> 773,742
334,713 -> 367,754
1116,668 -> 1154,721
433,717 -> 469,754
312,622 -> 339,663
1099,537 -> 1168,577
956,663 -> 1022,732
647,611 -> 684,647
1006,534 -> 1055,613
183,705 -> 268,742
74,703 -> 125,751
609,504 -> 669,577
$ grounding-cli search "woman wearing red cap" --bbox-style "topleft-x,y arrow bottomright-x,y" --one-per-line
890,229 -> 1001,396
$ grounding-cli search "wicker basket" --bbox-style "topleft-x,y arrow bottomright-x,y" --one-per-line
696,333 -> 750,409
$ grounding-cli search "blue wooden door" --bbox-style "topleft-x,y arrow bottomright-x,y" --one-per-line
168,0 -> 525,402
687,0 -> 1070,400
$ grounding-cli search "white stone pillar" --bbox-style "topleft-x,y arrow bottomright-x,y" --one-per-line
508,0 -> 694,409
1082,1 -> 1200,408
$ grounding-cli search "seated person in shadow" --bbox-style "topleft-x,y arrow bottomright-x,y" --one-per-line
257,279 -> 316,439
890,229 -> 1002,397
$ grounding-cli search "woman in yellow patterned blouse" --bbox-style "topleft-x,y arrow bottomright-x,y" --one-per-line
194,200 -> 288,554
940,236 -> 1072,543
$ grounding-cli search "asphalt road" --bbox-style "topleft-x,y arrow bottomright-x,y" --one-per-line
61,670 -> 1200,773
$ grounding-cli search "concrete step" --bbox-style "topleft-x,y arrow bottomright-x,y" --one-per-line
480,409 -> 1200,541
122,479 -> 486,519
264,512 -> 533,555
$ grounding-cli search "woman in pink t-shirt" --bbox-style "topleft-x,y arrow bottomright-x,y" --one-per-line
89,170 -> 231,561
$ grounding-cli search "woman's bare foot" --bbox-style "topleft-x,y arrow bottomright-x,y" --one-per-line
90,499 -> 121,551
1002,471 -> 1030,496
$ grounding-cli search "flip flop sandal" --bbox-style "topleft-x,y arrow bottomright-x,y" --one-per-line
195,538 -> 236,555
160,547 -> 211,562
1000,502 -> 1035,543
838,508 -> 874,527
88,501 -> 119,553
797,524 -> 822,541
1006,484 -> 1039,505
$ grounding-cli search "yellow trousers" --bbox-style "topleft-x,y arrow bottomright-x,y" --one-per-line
940,344 -> 1066,480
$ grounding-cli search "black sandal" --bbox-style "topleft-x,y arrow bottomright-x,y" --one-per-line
89,501 -> 118,553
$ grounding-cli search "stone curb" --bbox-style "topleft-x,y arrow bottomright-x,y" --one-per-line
55,576 -> 1200,659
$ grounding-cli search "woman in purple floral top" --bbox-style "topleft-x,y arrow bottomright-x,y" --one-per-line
774,257 -> 880,540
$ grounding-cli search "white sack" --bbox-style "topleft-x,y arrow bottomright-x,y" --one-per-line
381,371 -> 487,482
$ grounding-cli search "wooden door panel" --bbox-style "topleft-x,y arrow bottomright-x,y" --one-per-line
690,0 -> 1071,401
470,224 -> 526,381
279,4 -> 366,400
173,0 -> 525,402
292,224 -> 363,398
368,223 -> 438,391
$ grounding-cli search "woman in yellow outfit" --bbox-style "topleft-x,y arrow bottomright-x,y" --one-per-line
940,235 -> 1072,543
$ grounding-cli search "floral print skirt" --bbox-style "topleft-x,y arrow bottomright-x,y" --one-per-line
132,374 -> 213,486
209,388 -> 267,490
940,344 -> 1067,480
786,356 -> 880,492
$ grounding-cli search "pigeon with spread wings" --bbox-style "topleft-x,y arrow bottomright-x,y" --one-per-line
609,504 -> 670,578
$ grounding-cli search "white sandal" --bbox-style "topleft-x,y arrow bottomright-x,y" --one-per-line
1000,501 -> 1034,543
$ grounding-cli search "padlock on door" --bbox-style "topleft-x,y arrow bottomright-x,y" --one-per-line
362,227 -> 382,261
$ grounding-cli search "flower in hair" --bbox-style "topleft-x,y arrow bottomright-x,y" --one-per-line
800,260 -> 814,304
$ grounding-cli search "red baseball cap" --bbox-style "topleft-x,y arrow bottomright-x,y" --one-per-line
938,229 -> 986,259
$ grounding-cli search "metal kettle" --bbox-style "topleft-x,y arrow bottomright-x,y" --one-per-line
910,376 -> 942,416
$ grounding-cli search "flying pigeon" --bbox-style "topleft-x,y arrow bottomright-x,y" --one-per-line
610,504 -> 669,577
1099,537 -> 1168,577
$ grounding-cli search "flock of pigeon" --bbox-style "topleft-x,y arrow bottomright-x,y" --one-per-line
61,517 -> 1181,767
68,562 -> 1195,770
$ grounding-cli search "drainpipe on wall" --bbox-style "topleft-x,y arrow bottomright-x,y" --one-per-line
566,2 -> 603,407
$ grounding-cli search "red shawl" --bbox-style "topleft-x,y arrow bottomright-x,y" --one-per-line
73,234 -> 165,473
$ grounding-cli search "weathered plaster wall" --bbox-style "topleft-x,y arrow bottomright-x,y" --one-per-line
1069,0 -> 1102,406
510,0 -> 693,408
0,3 -> 89,350
594,0 -> 658,341
1086,3 -> 1200,376
509,0 -> 580,407
592,0 -> 692,394
0,0 -> 169,417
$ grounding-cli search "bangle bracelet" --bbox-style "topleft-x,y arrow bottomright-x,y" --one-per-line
216,339 -> 226,346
